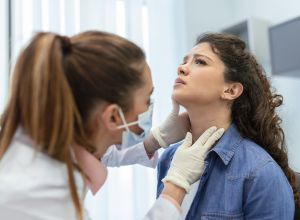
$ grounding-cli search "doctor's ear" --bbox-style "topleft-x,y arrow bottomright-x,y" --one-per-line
101,104 -> 123,131
221,82 -> 243,101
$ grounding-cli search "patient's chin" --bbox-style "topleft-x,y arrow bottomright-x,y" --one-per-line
172,91 -> 187,106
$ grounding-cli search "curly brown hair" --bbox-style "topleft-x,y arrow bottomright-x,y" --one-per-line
196,33 -> 299,206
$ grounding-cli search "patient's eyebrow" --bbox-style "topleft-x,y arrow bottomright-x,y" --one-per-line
182,53 -> 213,63
193,53 -> 213,62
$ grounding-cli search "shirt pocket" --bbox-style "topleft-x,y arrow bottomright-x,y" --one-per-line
201,212 -> 244,220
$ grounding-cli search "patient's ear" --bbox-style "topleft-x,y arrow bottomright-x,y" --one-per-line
221,82 -> 243,101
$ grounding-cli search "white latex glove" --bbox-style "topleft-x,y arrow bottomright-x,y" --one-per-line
151,100 -> 190,148
162,126 -> 224,192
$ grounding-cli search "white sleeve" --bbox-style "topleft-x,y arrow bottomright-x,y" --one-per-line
101,142 -> 158,168
143,197 -> 181,220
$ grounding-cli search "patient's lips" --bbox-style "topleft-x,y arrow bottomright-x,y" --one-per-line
174,77 -> 186,87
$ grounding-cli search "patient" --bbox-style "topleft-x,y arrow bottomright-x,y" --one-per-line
157,33 -> 298,219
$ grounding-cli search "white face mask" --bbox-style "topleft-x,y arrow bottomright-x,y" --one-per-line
116,102 -> 153,149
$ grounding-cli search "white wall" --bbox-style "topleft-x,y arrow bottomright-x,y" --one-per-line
185,0 -> 234,49
148,0 -> 188,123
230,0 -> 300,25
184,0 -> 300,171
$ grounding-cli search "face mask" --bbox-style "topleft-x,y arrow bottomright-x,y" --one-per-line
116,102 -> 153,149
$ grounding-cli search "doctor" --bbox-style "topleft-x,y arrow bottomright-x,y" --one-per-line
0,31 -> 224,220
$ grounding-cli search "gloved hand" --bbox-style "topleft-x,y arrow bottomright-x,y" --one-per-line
162,126 -> 224,193
151,100 -> 190,148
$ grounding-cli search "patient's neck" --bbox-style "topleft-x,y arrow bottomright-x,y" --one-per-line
186,103 -> 231,143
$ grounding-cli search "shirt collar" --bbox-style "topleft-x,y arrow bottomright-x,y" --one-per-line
210,124 -> 243,165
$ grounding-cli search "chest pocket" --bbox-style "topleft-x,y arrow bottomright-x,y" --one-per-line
200,212 -> 244,220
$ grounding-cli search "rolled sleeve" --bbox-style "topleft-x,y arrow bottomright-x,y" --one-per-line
102,143 -> 158,168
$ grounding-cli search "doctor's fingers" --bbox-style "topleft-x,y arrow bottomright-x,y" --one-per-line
178,132 -> 193,149
189,127 -> 224,152
171,98 -> 180,114
193,126 -> 218,147
200,128 -> 225,152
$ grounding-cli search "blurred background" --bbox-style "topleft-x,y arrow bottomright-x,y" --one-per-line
0,0 -> 300,219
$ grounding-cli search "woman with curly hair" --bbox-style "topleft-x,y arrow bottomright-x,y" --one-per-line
157,33 -> 298,219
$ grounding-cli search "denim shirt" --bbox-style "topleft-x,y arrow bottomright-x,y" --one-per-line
157,124 -> 295,219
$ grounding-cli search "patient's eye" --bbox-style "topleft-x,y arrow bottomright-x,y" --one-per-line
195,59 -> 207,65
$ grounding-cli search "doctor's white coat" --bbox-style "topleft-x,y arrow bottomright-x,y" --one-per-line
0,129 -> 181,220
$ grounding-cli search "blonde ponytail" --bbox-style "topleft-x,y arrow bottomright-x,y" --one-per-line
0,33 -> 84,219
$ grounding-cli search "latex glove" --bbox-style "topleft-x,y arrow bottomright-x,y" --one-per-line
151,100 -> 190,148
162,126 -> 224,192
